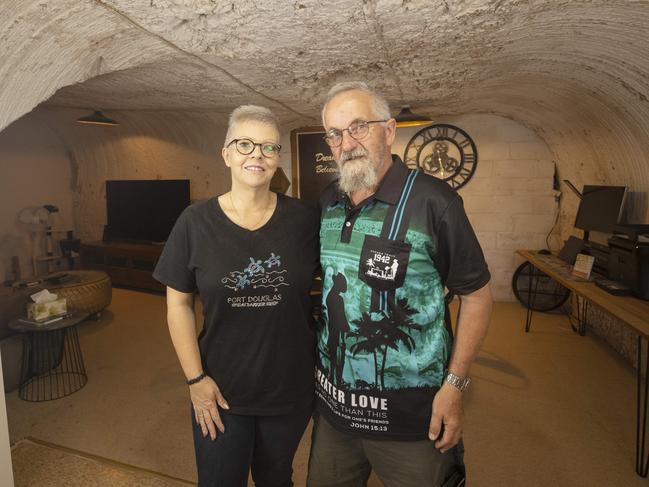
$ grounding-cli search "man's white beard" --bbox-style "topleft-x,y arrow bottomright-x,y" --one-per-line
337,149 -> 379,194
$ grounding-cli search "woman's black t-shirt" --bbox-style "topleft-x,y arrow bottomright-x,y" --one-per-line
153,193 -> 319,415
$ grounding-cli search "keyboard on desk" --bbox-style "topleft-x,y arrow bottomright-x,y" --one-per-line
594,278 -> 633,296
534,253 -> 592,282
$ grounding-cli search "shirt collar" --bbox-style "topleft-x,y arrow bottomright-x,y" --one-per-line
322,154 -> 409,208
373,155 -> 408,205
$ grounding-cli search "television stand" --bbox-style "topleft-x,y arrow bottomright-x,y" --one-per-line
80,241 -> 164,292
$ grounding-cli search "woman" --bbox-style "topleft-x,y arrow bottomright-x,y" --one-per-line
153,105 -> 319,486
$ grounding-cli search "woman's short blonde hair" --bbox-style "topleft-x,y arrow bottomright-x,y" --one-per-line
224,105 -> 280,147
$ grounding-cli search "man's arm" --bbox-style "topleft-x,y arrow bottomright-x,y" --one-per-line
429,282 -> 493,452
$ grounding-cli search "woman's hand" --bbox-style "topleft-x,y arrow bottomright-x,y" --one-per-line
165,288 -> 229,441
190,376 -> 230,440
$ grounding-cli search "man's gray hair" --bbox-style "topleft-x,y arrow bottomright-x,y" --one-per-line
321,81 -> 391,126
224,105 -> 280,147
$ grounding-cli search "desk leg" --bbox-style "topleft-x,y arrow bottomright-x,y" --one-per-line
525,304 -> 534,333
636,336 -> 649,477
524,265 -> 540,333
572,295 -> 588,337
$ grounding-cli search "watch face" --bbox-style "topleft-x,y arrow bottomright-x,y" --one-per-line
403,124 -> 478,190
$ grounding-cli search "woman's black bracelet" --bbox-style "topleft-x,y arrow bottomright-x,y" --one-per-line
186,372 -> 207,385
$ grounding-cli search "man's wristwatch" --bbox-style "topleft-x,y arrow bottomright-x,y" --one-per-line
445,372 -> 471,392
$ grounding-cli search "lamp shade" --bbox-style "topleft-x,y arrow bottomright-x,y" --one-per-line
394,106 -> 432,127
76,110 -> 118,126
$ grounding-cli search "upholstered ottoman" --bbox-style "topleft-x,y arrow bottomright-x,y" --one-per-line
46,270 -> 112,316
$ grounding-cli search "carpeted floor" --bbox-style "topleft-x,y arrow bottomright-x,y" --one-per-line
5,288 -> 648,486
12,438 -> 191,486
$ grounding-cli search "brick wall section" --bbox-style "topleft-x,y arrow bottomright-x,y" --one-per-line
392,114 -> 557,302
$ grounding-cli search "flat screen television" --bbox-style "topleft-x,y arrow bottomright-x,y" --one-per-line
574,185 -> 628,234
105,179 -> 190,243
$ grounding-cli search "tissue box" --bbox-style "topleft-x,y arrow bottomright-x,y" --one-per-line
27,298 -> 68,322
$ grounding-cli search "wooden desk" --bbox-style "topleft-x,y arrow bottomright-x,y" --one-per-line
517,249 -> 649,477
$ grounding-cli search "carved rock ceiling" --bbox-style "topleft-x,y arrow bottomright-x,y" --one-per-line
34,0 -> 648,130
2,0 -> 649,209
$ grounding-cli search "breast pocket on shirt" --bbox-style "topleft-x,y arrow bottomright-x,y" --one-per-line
358,235 -> 411,291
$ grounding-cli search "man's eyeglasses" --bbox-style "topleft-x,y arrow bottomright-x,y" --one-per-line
227,138 -> 281,158
323,120 -> 387,148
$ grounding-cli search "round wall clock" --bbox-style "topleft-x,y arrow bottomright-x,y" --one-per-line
403,123 -> 478,190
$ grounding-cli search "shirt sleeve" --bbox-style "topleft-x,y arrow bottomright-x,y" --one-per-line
433,194 -> 490,296
152,209 -> 196,293
309,207 -> 322,278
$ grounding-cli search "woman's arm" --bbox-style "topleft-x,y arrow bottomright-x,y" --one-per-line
166,286 -> 229,440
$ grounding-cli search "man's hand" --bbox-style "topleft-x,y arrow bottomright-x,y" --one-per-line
190,376 -> 229,441
428,383 -> 464,453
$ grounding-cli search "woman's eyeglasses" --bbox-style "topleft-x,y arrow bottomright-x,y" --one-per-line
227,138 -> 281,158
323,120 -> 387,147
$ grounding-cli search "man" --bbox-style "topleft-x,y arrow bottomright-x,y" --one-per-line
308,82 -> 493,487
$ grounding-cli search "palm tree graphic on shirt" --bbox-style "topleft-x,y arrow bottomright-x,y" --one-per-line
349,298 -> 422,390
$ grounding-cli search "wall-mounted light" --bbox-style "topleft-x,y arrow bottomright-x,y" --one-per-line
394,105 -> 432,127
76,110 -> 118,126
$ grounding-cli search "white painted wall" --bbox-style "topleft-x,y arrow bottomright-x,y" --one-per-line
1,107 -> 287,252
0,113 -> 74,281
1,109 -> 552,301
393,114 -> 556,301
283,115 -> 556,301
33,109 -> 232,243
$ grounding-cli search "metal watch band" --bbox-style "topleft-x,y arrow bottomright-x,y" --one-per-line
445,372 -> 471,392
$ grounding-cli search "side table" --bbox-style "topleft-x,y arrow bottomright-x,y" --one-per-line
8,311 -> 90,401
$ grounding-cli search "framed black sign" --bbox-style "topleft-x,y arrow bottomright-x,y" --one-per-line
291,126 -> 339,205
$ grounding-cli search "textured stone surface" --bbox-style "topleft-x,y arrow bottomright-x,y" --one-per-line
40,108 -> 234,243
394,113 -> 557,299
0,114 -> 76,280
2,0 -> 648,236
2,1 -> 649,290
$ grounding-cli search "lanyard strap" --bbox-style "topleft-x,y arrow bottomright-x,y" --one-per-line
367,169 -> 456,344
380,170 -> 419,241
370,170 -> 419,314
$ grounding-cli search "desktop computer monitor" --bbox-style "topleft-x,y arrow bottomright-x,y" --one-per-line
574,185 -> 628,234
